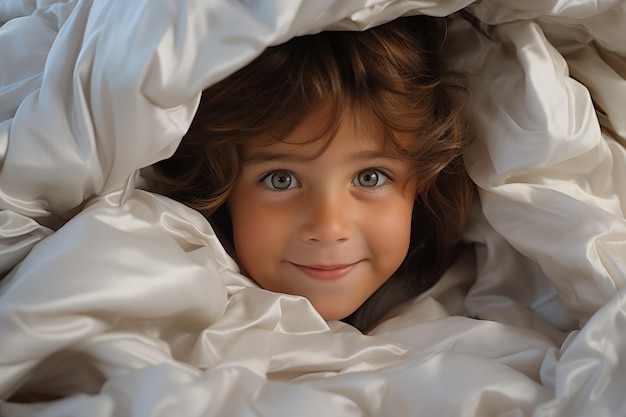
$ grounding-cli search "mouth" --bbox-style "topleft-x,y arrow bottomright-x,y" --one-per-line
289,262 -> 360,281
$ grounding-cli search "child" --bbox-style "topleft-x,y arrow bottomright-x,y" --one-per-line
155,15 -> 476,331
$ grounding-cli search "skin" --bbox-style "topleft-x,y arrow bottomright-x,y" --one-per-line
228,106 -> 417,320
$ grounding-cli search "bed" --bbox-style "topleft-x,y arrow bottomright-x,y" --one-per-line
1,0 -> 625,415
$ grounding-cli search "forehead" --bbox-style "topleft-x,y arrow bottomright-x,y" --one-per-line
241,103 -> 409,160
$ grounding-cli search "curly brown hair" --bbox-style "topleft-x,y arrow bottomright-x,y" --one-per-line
155,14 -> 476,299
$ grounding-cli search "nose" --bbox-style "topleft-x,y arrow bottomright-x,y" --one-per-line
299,191 -> 353,245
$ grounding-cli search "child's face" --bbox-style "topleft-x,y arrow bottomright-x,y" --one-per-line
228,106 -> 416,321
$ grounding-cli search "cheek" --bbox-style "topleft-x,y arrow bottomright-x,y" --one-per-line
229,201 -> 290,275
367,197 -> 414,269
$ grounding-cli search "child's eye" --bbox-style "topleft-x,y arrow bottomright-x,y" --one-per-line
261,170 -> 300,190
352,169 -> 389,188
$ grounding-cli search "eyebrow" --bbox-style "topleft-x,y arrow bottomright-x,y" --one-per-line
243,150 -> 404,165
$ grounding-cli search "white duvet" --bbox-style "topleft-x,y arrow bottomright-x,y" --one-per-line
1,0 -> 625,415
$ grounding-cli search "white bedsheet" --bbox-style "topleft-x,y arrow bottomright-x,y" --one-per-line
1,0 -> 625,415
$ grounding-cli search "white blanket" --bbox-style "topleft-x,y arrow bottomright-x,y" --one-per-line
1,0 -> 625,415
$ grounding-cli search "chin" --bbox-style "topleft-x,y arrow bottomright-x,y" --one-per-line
316,304 -> 357,321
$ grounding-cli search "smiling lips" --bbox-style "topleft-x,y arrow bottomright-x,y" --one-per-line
291,262 -> 360,281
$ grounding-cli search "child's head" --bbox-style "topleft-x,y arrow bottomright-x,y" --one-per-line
155,15 -> 476,321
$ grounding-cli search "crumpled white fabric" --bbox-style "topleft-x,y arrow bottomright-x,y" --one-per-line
1,0 -> 626,416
